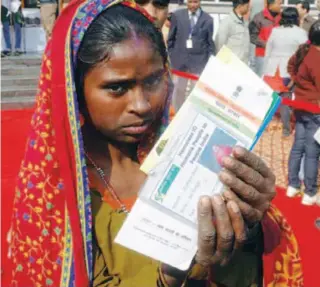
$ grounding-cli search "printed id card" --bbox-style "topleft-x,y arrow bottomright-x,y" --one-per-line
115,48 -> 281,271
186,39 -> 193,49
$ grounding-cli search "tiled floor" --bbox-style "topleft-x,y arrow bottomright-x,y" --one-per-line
254,118 -> 320,193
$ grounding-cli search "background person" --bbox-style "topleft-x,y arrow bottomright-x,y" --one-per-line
249,0 -> 282,77
1,0 -> 24,57
263,7 -> 307,137
296,0 -> 316,33
287,20 -> 320,205
168,0 -> 215,110
39,0 -> 57,40
216,0 -> 251,64
248,0 -> 265,70
168,0 -> 215,75
135,0 -> 170,28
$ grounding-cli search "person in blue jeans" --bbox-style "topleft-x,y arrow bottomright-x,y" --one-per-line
286,20 -> 320,205
288,112 -> 320,204
1,4 -> 23,57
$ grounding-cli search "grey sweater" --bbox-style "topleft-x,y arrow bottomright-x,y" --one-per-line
216,11 -> 250,64
263,26 -> 307,77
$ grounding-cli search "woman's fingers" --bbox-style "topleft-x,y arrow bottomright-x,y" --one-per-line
219,170 -> 261,204
221,156 -> 266,193
196,196 -> 247,268
218,147 -> 276,225
232,146 -> 276,186
223,189 -> 265,224
210,196 -> 234,266
196,196 -> 216,268
226,201 -> 247,251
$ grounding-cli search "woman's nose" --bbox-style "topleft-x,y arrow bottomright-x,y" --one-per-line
127,86 -> 151,115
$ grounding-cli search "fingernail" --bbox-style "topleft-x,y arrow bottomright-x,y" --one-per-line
200,196 -> 211,208
229,201 -> 239,213
223,190 -> 233,200
222,156 -> 232,166
233,146 -> 244,157
213,195 -> 223,205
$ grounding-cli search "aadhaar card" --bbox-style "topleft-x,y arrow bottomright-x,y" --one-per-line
147,113 -> 243,224
115,50 -> 280,270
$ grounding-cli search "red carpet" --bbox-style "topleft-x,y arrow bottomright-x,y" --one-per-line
272,188 -> 320,287
1,109 -> 34,287
1,109 -> 319,286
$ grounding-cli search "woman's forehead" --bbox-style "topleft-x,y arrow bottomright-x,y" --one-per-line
87,38 -> 164,79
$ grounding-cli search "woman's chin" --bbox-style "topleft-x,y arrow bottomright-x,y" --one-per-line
115,134 -> 144,145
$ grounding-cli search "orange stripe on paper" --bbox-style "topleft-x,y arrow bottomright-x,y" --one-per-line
197,81 -> 261,125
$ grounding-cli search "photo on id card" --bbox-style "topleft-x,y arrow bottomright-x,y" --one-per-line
199,128 -> 237,173
145,121 -> 240,225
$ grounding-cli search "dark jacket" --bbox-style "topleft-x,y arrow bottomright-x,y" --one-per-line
249,8 -> 281,57
1,5 -> 24,25
167,8 -> 215,75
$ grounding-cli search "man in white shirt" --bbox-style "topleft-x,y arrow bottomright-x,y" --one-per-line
168,0 -> 215,75
168,0 -> 215,110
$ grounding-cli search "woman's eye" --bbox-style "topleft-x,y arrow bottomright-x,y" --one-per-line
105,84 -> 128,95
144,75 -> 163,89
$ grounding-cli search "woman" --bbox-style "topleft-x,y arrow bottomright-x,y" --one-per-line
263,7 -> 308,136
8,0 -> 303,286
287,20 -> 320,205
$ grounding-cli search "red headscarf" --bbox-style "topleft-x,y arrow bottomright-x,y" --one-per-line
8,1 -> 171,286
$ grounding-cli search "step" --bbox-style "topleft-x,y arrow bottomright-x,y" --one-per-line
1,85 -> 37,98
1,54 -> 42,66
1,96 -> 35,110
1,75 -> 39,87
1,65 -> 40,76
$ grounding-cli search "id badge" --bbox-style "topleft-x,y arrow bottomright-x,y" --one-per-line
314,127 -> 320,144
186,39 -> 193,49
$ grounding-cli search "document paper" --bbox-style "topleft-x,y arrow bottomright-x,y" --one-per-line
115,47 -> 281,270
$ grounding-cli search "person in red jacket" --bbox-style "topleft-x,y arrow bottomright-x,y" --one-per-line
249,0 -> 282,77
286,20 -> 320,205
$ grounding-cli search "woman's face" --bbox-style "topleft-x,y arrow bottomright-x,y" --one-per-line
83,37 -> 167,144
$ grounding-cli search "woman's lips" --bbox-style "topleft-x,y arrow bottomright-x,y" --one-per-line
122,123 -> 151,135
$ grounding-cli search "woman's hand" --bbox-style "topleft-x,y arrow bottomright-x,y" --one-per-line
161,147 -> 274,285
195,196 -> 246,268
219,146 -> 276,226
161,196 -> 246,286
